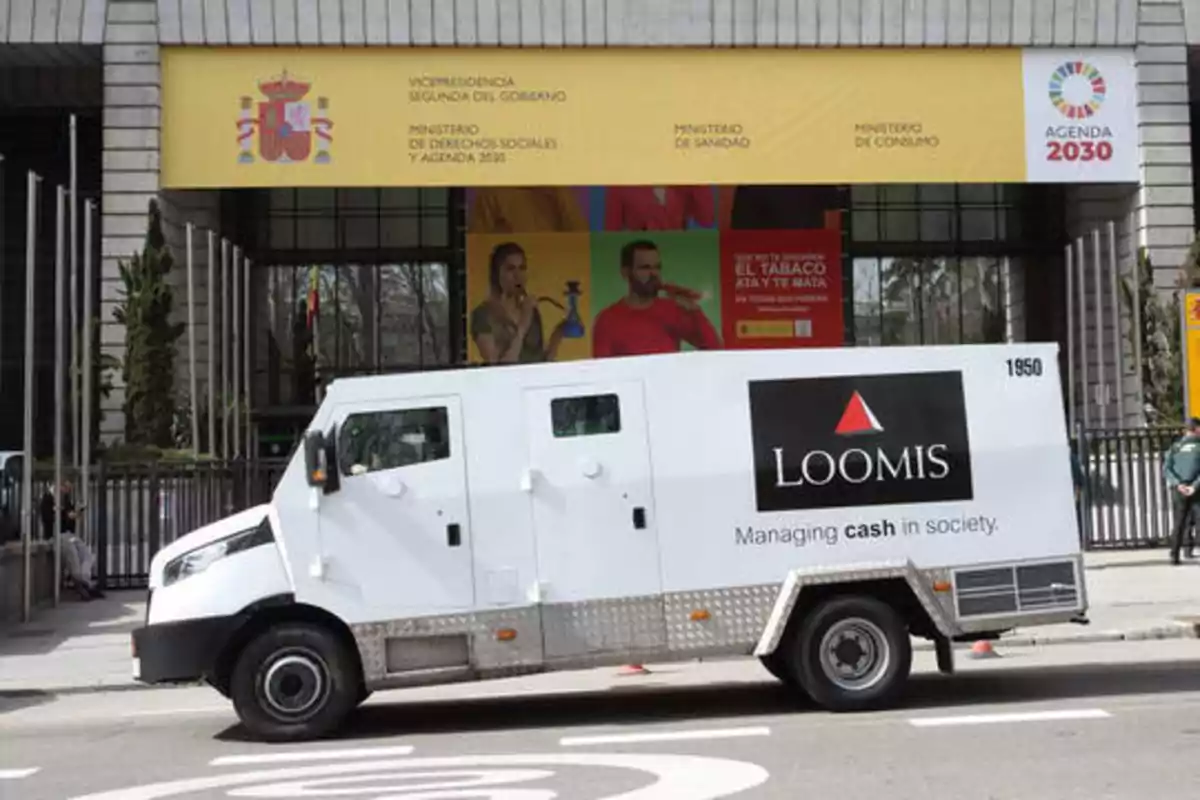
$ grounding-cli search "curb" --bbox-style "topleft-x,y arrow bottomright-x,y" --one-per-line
913,618 -> 1200,652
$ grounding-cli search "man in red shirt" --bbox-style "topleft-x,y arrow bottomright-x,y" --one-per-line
592,240 -> 722,358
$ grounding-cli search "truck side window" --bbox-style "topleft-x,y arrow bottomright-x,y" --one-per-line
337,407 -> 451,476
550,394 -> 621,438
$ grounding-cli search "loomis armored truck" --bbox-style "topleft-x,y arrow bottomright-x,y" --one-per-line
132,343 -> 1086,741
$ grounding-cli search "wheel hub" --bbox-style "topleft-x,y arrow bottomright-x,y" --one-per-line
818,617 -> 890,692
262,652 -> 328,719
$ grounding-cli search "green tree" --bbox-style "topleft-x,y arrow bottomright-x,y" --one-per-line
112,199 -> 184,447
1122,247 -> 1183,425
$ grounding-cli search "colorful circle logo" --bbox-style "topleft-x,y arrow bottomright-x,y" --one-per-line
1048,62 -> 1106,119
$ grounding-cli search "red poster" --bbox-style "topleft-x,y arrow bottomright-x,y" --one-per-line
720,229 -> 843,349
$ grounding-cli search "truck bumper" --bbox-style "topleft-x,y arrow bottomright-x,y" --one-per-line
131,614 -> 239,685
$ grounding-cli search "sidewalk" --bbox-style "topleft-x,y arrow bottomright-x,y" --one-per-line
1,550 -> 1197,697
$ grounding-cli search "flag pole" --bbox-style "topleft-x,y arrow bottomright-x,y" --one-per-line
81,201 -> 95,553
186,223 -> 199,456
69,114 -> 80,476
207,231 -> 216,456
22,171 -> 41,623
232,246 -> 241,457
53,186 -> 67,607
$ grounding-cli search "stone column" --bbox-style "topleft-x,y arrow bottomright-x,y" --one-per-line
100,0 -> 161,442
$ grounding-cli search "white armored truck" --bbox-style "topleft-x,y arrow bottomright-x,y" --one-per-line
132,343 -> 1087,741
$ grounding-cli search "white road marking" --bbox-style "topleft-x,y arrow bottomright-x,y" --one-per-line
210,746 -> 416,766
0,768 -> 40,780
68,753 -> 769,800
560,725 -> 771,747
908,708 -> 1112,728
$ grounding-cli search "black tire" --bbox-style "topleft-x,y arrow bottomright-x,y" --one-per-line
758,651 -> 795,685
230,622 -> 360,742
788,594 -> 911,712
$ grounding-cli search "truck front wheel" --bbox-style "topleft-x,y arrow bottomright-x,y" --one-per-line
230,622 -> 360,742
789,595 -> 911,712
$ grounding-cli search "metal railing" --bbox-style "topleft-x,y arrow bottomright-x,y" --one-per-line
6,425 -> 1177,595
4,458 -> 289,590
1073,426 -> 1182,550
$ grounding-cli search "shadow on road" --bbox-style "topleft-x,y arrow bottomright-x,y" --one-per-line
0,689 -> 53,717
213,657 -> 1200,743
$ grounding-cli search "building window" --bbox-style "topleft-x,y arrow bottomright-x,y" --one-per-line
256,262 -> 452,407
337,406 -> 450,475
847,183 -> 1041,347
852,256 -> 1007,346
551,394 -> 621,438
260,187 -> 451,252
850,184 -> 1020,245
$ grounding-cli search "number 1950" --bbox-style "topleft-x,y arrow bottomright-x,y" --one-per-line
1006,357 -> 1043,377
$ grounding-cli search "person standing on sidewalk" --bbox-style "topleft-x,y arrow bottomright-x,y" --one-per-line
1163,417 -> 1200,564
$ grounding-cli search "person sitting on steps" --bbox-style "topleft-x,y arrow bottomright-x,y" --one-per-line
39,480 -> 104,600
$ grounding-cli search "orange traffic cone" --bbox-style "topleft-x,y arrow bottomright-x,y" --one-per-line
969,640 -> 1000,659
617,663 -> 651,676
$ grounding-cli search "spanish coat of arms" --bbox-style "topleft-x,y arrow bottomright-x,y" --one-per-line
237,71 -> 333,164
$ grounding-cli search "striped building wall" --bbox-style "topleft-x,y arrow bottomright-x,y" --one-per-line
4,0 -> 1199,438
100,0 -> 163,440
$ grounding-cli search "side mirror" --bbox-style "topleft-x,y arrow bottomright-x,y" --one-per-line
303,427 -> 341,495
324,424 -> 341,494
303,430 -> 327,489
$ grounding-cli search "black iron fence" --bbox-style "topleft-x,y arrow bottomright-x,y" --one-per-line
1073,426 -> 1183,550
0,427 -> 1180,592
93,458 -> 290,589
0,458 -> 288,590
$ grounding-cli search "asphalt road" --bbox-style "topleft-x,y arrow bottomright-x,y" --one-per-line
3,639 -> 1200,800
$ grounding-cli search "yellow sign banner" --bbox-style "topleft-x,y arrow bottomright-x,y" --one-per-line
161,47 -> 1027,189
1185,291 -> 1200,420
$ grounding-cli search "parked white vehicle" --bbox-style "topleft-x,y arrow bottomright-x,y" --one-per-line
132,343 -> 1087,741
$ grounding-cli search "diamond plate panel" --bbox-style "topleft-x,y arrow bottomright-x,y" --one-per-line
919,565 -> 958,631
541,595 -> 666,660
471,607 -> 544,671
351,606 -> 544,684
664,584 -> 779,653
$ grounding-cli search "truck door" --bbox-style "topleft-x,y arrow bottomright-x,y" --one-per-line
322,396 -> 475,617
523,381 -> 663,657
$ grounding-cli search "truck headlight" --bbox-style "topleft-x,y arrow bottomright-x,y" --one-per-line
163,519 -> 274,587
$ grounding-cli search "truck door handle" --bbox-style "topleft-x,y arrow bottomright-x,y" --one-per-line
632,507 -> 646,530
447,523 -> 462,547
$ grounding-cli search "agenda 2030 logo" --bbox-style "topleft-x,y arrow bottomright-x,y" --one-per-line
1042,60 -> 1115,164
1049,61 -> 1106,119
747,372 -> 974,512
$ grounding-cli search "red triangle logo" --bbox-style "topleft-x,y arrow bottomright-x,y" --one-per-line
835,391 -> 884,436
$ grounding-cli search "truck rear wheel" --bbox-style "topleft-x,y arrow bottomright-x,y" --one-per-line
789,594 -> 911,712
230,622 -> 360,742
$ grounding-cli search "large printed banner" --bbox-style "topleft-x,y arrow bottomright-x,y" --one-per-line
160,47 -> 1138,188
464,186 -> 844,364
1185,291 -> 1200,420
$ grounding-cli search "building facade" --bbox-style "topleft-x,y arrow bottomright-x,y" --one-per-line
2,0 -> 1199,456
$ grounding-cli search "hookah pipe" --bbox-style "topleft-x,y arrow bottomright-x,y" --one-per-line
519,281 -> 586,339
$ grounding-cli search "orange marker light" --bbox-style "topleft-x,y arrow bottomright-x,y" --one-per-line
690,609 -> 711,622
496,628 -> 517,641
933,581 -> 952,593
